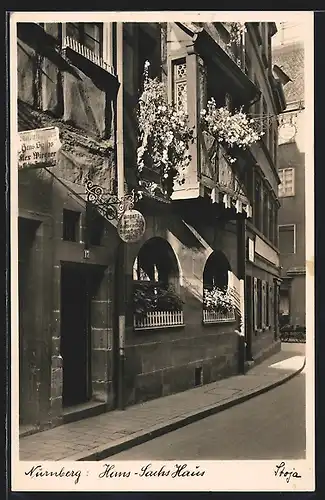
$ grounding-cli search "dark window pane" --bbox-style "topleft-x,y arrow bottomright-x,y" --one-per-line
66,22 -> 102,57
63,209 -> 80,242
66,23 -> 80,40
279,226 -> 295,253
84,23 -> 102,56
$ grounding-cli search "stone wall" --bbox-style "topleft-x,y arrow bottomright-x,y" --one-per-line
121,207 -> 241,406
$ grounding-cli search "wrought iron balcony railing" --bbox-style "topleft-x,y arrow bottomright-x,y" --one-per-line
62,36 -> 116,77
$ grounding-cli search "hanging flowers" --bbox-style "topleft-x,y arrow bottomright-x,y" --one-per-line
226,22 -> 247,46
203,286 -> 234,314
137,61 -> 194,197
200,98 -> 263,163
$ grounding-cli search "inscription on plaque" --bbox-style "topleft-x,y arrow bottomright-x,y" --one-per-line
117,210 -> 146,243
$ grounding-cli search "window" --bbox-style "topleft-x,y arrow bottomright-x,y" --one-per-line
279,168 -> 295,197
254,277 -> 263,331
203,251 -> 234,324
279,225 -> 296,254
262,281 -> 267,328
133,237 -> 183,330
63,209 -> 80,242
254,278 -> 270,331
66,23 -> 103,57
254,177 -> 262,232
245,167 -> 254,206
172,59 -> 187,113
268,282 -> 273,327
273,126 -> 278,167
274,205 -> 279,246
269,199 -> 275,244
203,251 -> 231,292
263,188 -> 269,239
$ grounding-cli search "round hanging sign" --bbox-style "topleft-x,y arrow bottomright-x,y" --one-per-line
117,209 -> 146,243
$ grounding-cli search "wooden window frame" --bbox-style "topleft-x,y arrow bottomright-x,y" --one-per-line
278,167 -> 295,197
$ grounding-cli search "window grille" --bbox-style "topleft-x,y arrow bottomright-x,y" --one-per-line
173,59 -> 187,113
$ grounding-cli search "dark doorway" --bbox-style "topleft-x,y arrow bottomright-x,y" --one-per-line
60,263 -> 93,407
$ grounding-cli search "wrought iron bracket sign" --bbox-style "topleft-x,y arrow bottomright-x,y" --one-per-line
85,180 -> 146,243
85,180 -> 136,221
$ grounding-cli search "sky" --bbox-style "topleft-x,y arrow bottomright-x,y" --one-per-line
272,21 -> 306,46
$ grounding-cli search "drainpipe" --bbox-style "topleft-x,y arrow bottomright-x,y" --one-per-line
115,22 -> 126,410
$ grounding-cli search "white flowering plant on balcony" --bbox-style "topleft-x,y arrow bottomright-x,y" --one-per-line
203,286 -> 234,314
226,22 -> 247,46
200,98 -> 263,163
137,61 -> 194,197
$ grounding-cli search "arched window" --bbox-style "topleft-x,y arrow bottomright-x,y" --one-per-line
133,237 -> 179,288
133,238 -> 183,329
203,251 -> 230,291
202,251 -> 235,323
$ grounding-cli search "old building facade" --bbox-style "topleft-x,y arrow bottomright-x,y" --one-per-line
272,25 -> 305,327
16,20 -> 285,436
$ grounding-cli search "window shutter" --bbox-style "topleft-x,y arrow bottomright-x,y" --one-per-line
262,280 -> 266,329
269,282 -> 273,326
253,277 -> 258,331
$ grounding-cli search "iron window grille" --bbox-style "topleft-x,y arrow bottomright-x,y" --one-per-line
172,59 -> 187,113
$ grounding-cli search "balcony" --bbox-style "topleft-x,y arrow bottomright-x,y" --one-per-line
62,36 -> 115,76
62,36 -> 119,93
215,23 -> 245,71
